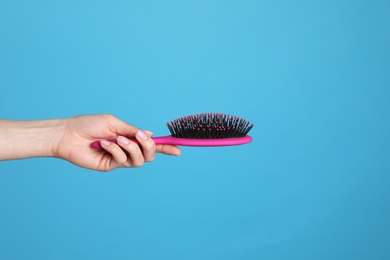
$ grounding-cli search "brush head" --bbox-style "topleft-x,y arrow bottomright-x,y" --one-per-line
166,113 -> 254,139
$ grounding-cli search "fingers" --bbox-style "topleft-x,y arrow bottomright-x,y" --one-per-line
113,130 -> 156,167
100,137 -> 146,168
100,116 -> 181,169
156,144 -> 182,156
100,140 -> 127,168
133,130 -> 182,157
134,130 -> 156,162
144,130 -> 182,156
116,136 -> 145,167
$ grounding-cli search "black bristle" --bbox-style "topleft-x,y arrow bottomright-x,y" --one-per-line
166,113 -> 254,139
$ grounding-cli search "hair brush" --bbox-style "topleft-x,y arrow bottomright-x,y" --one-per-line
91,113 -> 253,148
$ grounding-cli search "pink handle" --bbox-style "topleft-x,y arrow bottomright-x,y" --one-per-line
91,135 -> 252,148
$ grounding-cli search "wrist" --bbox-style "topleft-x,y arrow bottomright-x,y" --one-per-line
45,119 -> 68,158
0,118 -> 67,160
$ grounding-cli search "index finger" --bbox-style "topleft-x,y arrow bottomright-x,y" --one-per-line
156,144 -> 182,156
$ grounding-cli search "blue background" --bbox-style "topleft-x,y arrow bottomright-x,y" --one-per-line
1,0 -> 389,259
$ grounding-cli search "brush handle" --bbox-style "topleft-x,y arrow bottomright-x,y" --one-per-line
91,135 -> 252,148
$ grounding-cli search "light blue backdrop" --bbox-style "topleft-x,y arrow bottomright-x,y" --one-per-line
1,0 -> 389,259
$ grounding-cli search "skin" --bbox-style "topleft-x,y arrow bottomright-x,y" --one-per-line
0,114 -> 182,172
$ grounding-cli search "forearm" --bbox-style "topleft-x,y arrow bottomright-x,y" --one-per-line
0,119 -> 65,160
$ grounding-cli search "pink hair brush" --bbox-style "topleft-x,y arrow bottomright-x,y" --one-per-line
91,113 -> 253,148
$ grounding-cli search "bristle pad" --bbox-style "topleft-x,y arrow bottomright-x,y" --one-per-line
166,113 -> 254,139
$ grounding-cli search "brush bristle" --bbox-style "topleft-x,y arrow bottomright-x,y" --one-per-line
166,113 -> 254,139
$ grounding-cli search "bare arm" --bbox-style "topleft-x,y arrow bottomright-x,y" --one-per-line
0,118 -> 64,160
0,115 -> 181,171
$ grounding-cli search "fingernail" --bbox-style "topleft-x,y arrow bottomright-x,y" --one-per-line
101,140 -> 111,146
136,130 -> 148,141
144,130 -> 153,136
117,136 -> 130,145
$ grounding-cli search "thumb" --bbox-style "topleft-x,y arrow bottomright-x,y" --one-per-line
107,115 -> 140,138
144,130 -> 154,137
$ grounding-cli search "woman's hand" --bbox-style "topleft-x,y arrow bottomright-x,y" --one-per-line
0,114 -> 181,171
54,114 -> 182,171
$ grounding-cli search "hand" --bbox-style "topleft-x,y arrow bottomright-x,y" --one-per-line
54,114 -> 182,171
